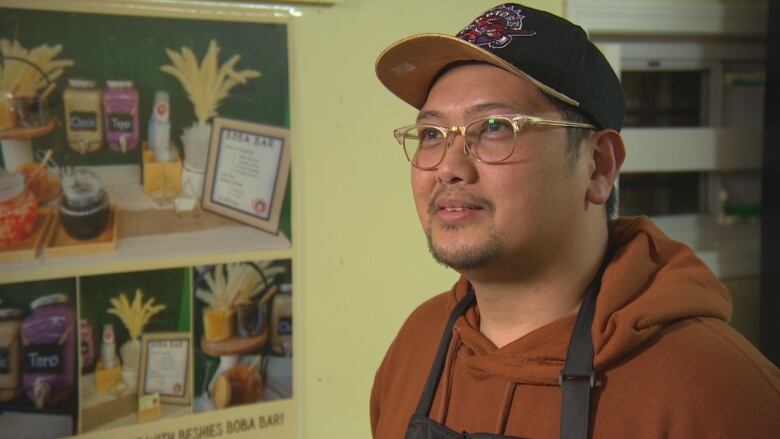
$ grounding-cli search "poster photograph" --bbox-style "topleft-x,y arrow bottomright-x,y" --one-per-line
78,268 -> 191,433
0,2 -> 296,438
203,117 -> 291,234
193,258 -> 293,414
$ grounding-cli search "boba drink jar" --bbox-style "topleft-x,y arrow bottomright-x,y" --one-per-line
21,294 -> 76,408
0,308 -> 23,402
64,79 -> 103,153
59,169 -> 110,241
103,80 -> 140,152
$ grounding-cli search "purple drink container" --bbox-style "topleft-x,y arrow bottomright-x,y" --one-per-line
21,294 -> 76,408
103,80 -> 140,152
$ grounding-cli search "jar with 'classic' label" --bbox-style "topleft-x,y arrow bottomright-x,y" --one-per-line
0,308 -> 23,402
64,79 -> 103,153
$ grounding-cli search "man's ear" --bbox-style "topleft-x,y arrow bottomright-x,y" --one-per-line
586,129 -> 626,205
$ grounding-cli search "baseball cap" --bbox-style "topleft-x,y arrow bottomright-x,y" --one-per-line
375,3 -> 626,131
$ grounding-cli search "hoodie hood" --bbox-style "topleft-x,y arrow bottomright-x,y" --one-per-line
446,216 -> 732,386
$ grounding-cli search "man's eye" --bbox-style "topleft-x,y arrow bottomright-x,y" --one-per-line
419,128 -> 443,141
485,119 -> 510,133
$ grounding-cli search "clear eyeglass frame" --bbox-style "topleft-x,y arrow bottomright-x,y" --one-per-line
392,114 -> 595,170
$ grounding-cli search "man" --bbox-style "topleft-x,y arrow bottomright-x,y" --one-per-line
371,3 -> 780,439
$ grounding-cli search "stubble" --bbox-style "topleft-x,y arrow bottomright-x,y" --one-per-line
425,193 -> 504,270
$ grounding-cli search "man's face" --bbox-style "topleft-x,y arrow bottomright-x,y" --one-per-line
411,64 -> 593,277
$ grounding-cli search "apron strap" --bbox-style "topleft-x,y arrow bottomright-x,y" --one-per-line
413,289 -> 476,417
559,254 -> 610,439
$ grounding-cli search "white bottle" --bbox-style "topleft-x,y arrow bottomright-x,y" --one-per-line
148,90 -> 174,161
101,323 -> 117,369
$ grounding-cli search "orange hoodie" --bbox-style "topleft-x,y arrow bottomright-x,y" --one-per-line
371,216 -> 780,438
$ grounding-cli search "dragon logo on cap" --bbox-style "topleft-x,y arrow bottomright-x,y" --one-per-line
457,4 -> 536,49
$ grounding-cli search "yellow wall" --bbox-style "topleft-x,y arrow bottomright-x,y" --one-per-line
290,1 -> 562,437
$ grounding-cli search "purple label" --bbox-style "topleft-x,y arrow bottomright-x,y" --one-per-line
23,314 -> 70,344
104,89 -> 139,150
22,305 -> 76,405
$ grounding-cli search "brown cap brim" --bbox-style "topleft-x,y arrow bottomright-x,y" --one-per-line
375,33 -> 579,110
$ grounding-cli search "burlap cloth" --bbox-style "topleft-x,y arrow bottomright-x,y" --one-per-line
117,208 -> 243,238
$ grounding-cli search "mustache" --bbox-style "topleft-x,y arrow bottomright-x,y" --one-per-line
426,188 -> 495,216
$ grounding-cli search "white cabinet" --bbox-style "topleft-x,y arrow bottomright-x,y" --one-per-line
567,0 -> 766,279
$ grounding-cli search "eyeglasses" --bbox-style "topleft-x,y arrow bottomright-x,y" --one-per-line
393,114 -> 595,170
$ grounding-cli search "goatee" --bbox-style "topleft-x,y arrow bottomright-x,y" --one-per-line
426,225 -> 504,270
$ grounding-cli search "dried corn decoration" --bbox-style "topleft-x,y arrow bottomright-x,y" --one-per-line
160,39 -> 261,125
107,289 -> 167,340
0,39 -> 74,97
196,262 -> 284,307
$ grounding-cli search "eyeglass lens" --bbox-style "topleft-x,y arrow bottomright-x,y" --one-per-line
403,117 -> 518,168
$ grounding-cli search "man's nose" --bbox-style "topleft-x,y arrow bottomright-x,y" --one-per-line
436,133 -> 477,184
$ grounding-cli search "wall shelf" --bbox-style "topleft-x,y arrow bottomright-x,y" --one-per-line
0,224 -> 292,284
621,127 -> 762,173
0,164 -> 292,283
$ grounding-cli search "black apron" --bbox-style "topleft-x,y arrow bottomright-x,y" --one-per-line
404,261 -> 607,439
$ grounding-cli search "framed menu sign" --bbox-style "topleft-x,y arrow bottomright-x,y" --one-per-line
203,117 -> 291,234
139,332 -> 192,405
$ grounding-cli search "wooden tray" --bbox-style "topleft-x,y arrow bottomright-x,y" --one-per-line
44,205 -> 118,258
201,325 -> 269,357
0,208 -> 53,262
